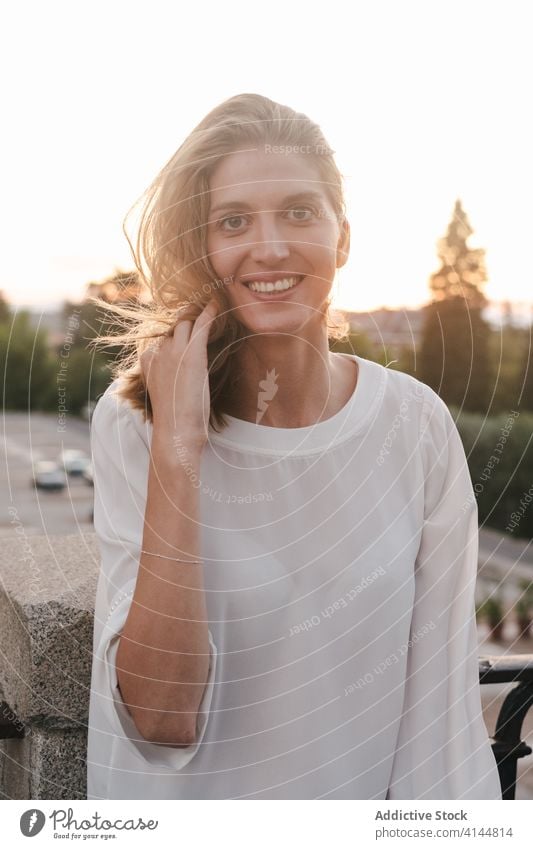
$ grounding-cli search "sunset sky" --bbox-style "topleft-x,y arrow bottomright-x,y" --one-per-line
2,0 -> 532,316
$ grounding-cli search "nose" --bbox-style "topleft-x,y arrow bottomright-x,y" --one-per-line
249,212 -> 291,264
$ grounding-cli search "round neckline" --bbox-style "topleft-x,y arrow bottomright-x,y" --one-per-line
208,353 -> 385,456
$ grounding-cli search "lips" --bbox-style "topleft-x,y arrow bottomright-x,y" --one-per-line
239,273 -> 305,286
240,275 -> 305,300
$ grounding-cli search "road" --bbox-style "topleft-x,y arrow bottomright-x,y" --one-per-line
1,412 -> 94,537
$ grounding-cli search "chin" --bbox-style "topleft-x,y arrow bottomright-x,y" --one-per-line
232,302 -> 318,335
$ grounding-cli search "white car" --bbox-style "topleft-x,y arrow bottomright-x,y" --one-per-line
32,461 -> 67,491
57,449 -> 92,476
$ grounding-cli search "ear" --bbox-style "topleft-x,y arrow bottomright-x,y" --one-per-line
336,217 -> 350,269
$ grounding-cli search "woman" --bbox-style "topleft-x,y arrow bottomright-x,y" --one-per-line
87,93 -> 502,800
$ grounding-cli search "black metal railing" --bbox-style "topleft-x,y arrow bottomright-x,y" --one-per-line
479,653 -> 533,800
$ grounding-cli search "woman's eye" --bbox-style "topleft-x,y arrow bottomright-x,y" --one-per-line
286,207 -> 315,221
220,215 -> 247,231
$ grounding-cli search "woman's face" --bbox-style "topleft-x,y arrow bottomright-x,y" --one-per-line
205,148 -> 349,336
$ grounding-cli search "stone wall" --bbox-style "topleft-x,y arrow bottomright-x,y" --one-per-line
0,533 -> 99,799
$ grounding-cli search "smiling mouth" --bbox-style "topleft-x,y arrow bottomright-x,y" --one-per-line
241,275 -> 305,297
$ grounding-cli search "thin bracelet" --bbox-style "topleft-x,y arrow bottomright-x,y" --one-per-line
140,549 -> 202,564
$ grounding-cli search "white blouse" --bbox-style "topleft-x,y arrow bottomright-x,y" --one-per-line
87,353 -> 502,800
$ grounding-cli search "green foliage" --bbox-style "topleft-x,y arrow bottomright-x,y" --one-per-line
453,406 -> 533,540
487,325 -> 532,413
61,299 -> 125,359
515,579 -> 533,620
0,278 -> 128,413
419,298 -> 492,411
0,290 -> 11,324
49,347 -> 113,414
476,595 -> 504,626
519,334 -> 533,412
0,311 -> 57,409
393,345 -> 417,376
329,331 -> 376,360
45,275 -> 139,414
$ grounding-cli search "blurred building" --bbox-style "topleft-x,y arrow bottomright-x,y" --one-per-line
344,307 -> 425,356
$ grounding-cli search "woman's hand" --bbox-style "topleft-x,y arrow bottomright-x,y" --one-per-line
140,297 -> 220,451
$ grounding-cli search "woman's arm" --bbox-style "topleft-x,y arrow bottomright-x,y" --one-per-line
114,298 -> 219,747
385,386 -> 502,800
115,432 -> 210,746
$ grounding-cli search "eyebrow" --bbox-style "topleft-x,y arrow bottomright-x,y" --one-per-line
209,191 -> 325,215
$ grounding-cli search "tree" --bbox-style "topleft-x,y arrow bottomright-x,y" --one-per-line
329,330 -> 375,361
0,290 -> 10,324
419,200 -> 492,412
427,199 -> 488,308
50,347 -> 111,414
85,268 -> 143,306
519,322 -> 533,412
56,269 -> 143,411
487,323 -> 530,414
62,268 -> 142,354
0,311 -> 56,409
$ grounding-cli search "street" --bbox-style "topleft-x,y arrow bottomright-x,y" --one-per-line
2,412 -> 94,537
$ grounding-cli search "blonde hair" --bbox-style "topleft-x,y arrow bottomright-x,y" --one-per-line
89,92 -> 350,433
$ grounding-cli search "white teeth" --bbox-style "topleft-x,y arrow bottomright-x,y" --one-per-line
245,276 -> 301,293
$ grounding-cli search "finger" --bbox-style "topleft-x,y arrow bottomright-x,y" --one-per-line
172,318 -> 193,345
189,299 -> 219,343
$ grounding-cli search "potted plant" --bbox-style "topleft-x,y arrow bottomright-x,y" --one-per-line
476,595 -> 505,641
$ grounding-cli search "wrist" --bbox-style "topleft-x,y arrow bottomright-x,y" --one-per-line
151,427 -> 204,467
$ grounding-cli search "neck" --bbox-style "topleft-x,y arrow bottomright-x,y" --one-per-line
222,334 -> 357,428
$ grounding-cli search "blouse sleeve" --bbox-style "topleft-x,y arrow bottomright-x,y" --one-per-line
88,384 -> 217,770
386,386 -> 502,800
